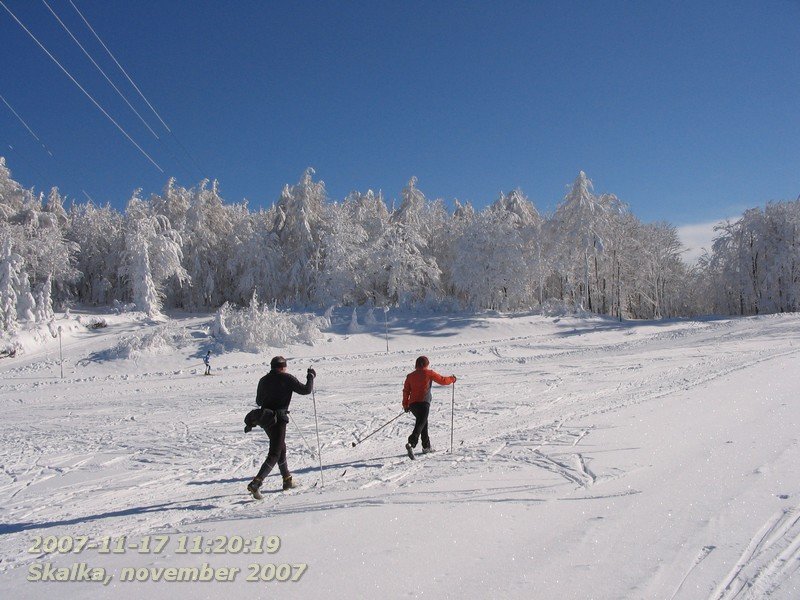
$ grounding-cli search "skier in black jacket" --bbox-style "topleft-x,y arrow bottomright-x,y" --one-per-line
247,356 -> 315,498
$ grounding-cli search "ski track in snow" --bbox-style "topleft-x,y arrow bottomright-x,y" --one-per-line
710,503 -> 800,600
1,312 -> 800,597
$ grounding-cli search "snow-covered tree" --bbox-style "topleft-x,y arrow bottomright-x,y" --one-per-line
0,157 -> 27,221
452,208 -> 530,310
393,176 -> 427,230
631,222 -> 686,318
122,220 -> 160,316
34,275 -> 54,323
15,268 -> 36,322
67,201 -> 124,305
350,189 -> 390,242
151,177 -> 191,232
373,219 -> 441,306
603,212 -> 641,319
10,154 -> 800,321
227,208 -> 282,305
549,172 -> 622,311
762,201 -> 800,313
179,180 -> 233,309
274,169 -> 326,305
489,188 -> 541,228
488,189 -> 543,306
43,187 -> 68,227
120,194 -> 188,317
701,200 -> 800,316
0,238 -> 22,331
347,306 -> 362,333
214,292 -> 326,352
318,199 -> 368,306
369,177 -> 442,306
347,189 -> 391,304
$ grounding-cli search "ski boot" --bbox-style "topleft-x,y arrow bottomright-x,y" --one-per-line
422,446 -> 435,454
405,443 -> 415,460
247,477 -> 263,500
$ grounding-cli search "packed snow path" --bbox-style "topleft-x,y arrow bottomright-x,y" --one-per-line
1,312 -> 799,599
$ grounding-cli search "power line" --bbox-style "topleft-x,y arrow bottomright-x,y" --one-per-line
3,96 -> 98,204
44,0 -> 196,183
166,129 -> 205,181
69,0 -> 206,179
0,0 -> 164,173
3,142 -> 99,208
3,142 -> 50,185
0,93 -> 54,157
41,0 -> 161,140
70,0 -> 169,132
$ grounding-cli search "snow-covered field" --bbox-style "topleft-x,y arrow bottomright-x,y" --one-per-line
1,309 -> 799,599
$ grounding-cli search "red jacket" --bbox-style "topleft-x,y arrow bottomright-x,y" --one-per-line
403,368 -> 456,409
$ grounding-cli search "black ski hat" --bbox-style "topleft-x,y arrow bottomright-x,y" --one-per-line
270,356 -> 287,369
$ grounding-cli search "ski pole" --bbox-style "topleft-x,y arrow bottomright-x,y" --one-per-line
311,387 -> 324,487
450,381 -> 455,454
383,306 -> 390,353
289,412 -> 316,458
351,410 -> 405,447
58,326 -> 63,379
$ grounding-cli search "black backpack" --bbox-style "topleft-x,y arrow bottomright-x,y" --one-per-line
243,408 -> 288,432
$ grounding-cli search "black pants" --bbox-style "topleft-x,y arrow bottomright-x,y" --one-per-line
255,421 -> 290,480
407,402 -> 431,449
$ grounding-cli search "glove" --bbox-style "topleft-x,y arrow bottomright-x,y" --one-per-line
307,368 -> 316,378
404,406 -> 410,413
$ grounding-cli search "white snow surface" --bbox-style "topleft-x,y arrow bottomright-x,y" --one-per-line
1,309 -> 799,599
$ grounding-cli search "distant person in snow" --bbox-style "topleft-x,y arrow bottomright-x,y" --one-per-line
247,356 -> 316,499
203,351 -> 211,375
402,356 -> 456,458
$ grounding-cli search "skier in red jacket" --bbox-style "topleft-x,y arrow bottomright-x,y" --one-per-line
402,356 -> 456,458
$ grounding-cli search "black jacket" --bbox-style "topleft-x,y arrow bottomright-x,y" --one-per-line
255,370 -> 313,411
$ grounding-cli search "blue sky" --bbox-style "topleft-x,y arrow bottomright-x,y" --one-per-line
1,0 -> 798,237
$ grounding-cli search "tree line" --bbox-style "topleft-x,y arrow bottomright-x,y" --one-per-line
1,156 -> 797,333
